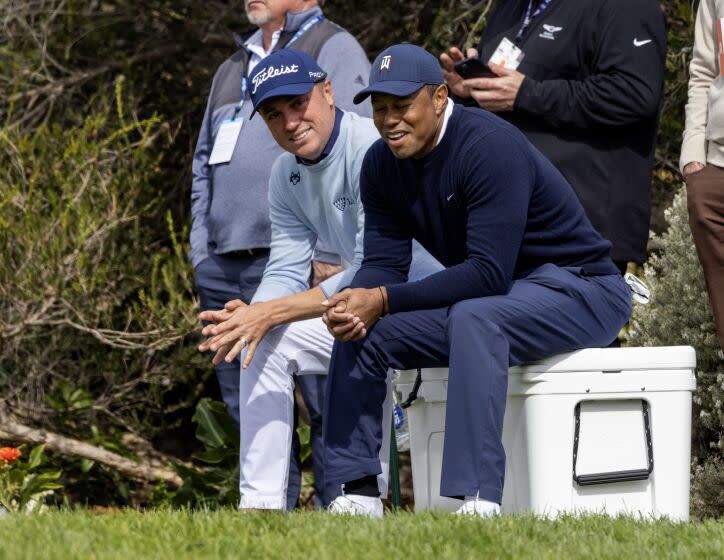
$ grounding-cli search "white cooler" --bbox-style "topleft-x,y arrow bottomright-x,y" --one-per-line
396,346 -> 696,520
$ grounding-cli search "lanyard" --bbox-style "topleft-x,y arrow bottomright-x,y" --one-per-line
287,14 -> 325,47
516,0 -> 553,41
236,14 -> 325,114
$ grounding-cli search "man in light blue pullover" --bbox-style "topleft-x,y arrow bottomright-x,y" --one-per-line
198,49 -> 441,510
191,0 -> 372,509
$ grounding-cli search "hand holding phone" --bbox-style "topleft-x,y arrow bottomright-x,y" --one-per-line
453,57 -> 495,80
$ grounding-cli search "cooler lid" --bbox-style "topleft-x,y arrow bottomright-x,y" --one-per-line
510,346 -> 696,376
397,346 -> 697,389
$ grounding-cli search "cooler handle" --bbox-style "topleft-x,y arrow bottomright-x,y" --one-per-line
572,400 -> 653,486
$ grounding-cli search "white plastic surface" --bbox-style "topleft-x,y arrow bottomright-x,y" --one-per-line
397,346 -> 696,521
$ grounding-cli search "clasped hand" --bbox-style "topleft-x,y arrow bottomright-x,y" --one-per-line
321,287 -> 385,342
198,299 -> 272,368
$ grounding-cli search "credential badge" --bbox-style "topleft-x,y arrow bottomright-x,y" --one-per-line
380,55 -> 392,71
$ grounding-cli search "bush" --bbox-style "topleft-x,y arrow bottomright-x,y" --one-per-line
626,186 -> 724,517
691,456 -> 724,520
0,84 -> 208,503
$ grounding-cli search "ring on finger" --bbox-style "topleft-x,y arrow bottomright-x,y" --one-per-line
239,336 -> 248,347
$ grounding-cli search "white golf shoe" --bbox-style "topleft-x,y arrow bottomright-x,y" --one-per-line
328,494 -> 384,518
453,494 -> 501,518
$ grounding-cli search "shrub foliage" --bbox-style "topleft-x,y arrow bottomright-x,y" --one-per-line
627,186 -> 724,518
0,84 -> 204,456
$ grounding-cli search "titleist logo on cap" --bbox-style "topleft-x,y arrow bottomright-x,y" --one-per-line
252,64 -> 300,94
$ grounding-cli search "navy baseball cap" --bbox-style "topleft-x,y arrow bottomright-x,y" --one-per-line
353,43 -> 444,105
248,49 -> 327,119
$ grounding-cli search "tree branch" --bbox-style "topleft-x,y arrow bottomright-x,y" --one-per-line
7,44 -> 185,105
0,421 -> 183,488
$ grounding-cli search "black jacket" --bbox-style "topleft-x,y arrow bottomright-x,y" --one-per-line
477,0 -> 666,264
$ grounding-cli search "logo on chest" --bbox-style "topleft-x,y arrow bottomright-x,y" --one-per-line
289,171 -> 301,185
539,24 -> 563,40
333,196 -> 355,212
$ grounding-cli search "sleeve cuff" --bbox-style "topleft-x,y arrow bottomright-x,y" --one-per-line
513,76 -> 538,114
679,137 -> 708,174
384,283 -> 414,314
251,283 -> 297,304
319,269 -> 356,298
312,248 -> 342,265
189,246 -> 210,270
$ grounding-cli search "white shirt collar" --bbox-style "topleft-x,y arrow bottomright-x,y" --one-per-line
244,28 -> 282,73
436,98 -> 454,147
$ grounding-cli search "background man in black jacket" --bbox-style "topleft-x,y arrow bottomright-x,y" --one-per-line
440,0 -> 667,271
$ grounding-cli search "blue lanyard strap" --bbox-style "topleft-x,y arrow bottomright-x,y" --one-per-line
516,0 -> 553,41
287,14 -> 325,46
238,14 -> 325,106
240,76 -> 249,106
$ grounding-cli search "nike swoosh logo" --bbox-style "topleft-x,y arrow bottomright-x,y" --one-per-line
447,193 -> 455,201
633,38 -> 652,47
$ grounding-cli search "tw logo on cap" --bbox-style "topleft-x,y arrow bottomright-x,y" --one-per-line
380,55 -> 392,71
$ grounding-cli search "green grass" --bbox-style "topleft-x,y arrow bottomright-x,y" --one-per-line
0,509 -> 722,560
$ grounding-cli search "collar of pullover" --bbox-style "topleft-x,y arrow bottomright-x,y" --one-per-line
284,6 -> 323,32
436,98 -> 454,148
297,107 -> 344,166
416,99 -> 455,164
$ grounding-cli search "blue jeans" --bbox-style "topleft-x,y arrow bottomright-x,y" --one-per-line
195,251 -> 328,509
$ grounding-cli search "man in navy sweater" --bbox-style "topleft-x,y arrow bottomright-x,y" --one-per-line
322,44 -> 632,518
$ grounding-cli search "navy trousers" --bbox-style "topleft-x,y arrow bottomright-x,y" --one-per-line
324,264 -> 632,503
195,251 -> 329,509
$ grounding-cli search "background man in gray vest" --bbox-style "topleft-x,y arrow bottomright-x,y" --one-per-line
190,0 -> 371,509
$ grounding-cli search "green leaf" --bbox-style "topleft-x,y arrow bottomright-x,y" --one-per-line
118,480 -> 129,500
69,388 -> 93,409
18,471 -> 61,506
27,445 -> 46,470
297,423 -> 312,464
191,448 -> 235,465
192,398 -> 238,450
8,469 -> 26,486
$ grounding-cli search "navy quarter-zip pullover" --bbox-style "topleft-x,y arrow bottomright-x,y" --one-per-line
351,104 -> 617,313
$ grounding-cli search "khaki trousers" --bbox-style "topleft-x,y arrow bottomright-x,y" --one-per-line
686,164 -> 724,351
237,317 -> 392,510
